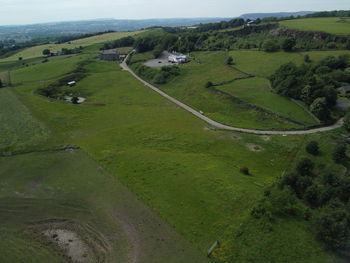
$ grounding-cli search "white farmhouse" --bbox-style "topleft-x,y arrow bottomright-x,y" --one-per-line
168,52 -> 188,64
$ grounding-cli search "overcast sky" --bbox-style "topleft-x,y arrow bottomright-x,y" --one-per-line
0,0 -> 348,26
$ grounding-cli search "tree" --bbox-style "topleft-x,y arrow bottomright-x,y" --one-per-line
71,97 -> 79,104
152,72 -> 166,84
310,97 -> 330,122
18,57 -> 23,61
346,39 -> 350,50
312,206 -> 350,249
344,112 -> 350,131
153,45 -> 163,58
281,38 -> 296,52
332,144 -> 347,163
263,40 -> 279,52
0,79 -> 3,88
304,184 -> 321,207
204,81 -> 213,88
296,158 -> 314,176
306,141 -> 319,155
304,54 -> 311,63
226,56 -> 234,65
42,49 -> 51,56
240,167 -> 249,175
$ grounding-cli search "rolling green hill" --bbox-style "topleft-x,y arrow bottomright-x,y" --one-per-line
279,17 -> 350,35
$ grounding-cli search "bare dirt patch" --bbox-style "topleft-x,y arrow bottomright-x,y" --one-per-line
261,135 -> 271,141
43,229 -> 89,263
246,143 -> 265,152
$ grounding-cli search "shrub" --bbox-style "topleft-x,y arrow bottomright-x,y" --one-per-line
0,79 -> 3,88
344,112 -> 350,131
312,206 -> 350,249
240,167 -> 250,175
152,72 -> 166,84
281,38 -> 296,51
226,56 -> 234,65
304,54 -> 311,63
296,158 -> 314,176
303,184 -> 321,208
306,141 -> 319,155
263,40 -> 280,52
205,81 -> 213,88
71,97 -> 79,104
332,144 -> 347,163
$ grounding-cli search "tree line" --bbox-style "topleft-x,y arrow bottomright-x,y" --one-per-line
270,55 -> 350,122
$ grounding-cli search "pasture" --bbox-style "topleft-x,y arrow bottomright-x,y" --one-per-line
279,17 -> 350,35
0,89 -> 49,153
154,51 -> 303,129
0,31 -> 144,62
229,50 -> 304,77
1,35 -> 348,262
12,56 -> 306,254
218,77 -> 317,124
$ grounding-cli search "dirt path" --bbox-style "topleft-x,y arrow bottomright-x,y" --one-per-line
121,56 -> 343,135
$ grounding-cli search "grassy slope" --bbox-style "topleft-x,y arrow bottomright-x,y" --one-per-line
0,149 -> 208,263
218,77 -> 316,124
279,17 -> 350,35
157,51 -> 302,129
9,55 -> 344,262
229,50 -> 304,78
0,31 -> 143,62
0,89 -> 49,152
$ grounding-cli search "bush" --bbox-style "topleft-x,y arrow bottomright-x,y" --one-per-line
152,72 -> 166,84
344,112 -> 350,131
226,56 -> 234,65
296,158 -> 314,176
312,206 -> 350,249
332,144 -> 347,163
281,38 -> 296,51
304,54 -> 311,63
240,167 -> 250,175
306,141 -> 319,155
71,97 -> 79,104
263,40 -> 280,52
205,81 -> 213,88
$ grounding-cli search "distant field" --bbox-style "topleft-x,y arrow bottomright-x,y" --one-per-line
218,77 -> 316,124
0,31 -> 144,62
11,54 -> 91,84
303,50 -> 350,61
229,50 -> 304,77
280,17 -> 350,35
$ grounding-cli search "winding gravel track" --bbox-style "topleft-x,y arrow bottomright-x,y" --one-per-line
121,57 -> 343,135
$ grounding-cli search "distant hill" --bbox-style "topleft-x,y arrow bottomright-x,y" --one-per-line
0,18 -> 232,42
240,11 -> 314,20
0,12 -> 316,42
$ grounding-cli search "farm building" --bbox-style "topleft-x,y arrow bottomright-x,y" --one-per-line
338,86 -> 350,96
100,49 -> 119,61
67,81 -> 76,87
168,52 -> 188,64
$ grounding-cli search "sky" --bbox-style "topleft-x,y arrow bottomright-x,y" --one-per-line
0,0 -> 349,26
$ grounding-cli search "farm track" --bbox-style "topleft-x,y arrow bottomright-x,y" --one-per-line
121,55 -> 343,135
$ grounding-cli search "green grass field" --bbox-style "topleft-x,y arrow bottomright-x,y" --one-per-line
1,31 -> 349,262
9,56 -> 303,255
0,31 -> 144,62
229,50 -> 304,77
0,89 -> 49,152
218,77 -> 316,124
152,51 -> 304,129
280,17 -> 350,35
